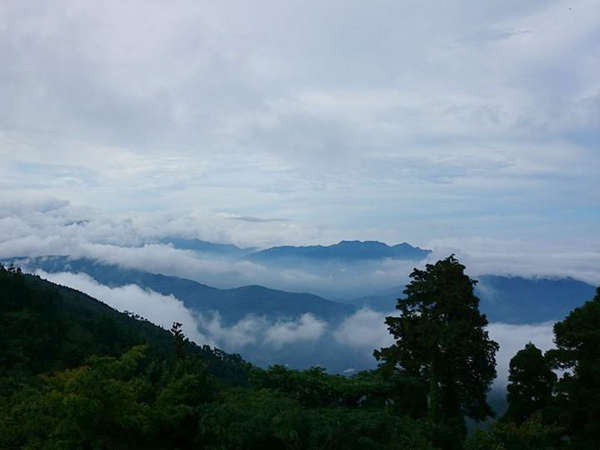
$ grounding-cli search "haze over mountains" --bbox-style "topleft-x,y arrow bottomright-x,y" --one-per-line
350,275 -> 597,324
16,256 -> 355,325
5,236 -> 596,379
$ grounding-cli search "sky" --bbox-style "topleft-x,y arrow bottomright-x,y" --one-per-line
1,1 -> 599,275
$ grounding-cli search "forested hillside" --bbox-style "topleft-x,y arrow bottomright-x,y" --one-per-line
0,265 -> 432,449
1,261 -> 599,449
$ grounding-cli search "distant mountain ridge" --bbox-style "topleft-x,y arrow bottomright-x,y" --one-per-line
0,267 -> 248,382
157,237 -> 431,262
246,240 -> 431,263
350,275 -> 597,324
11,256 -> 356,325
159,237 -> 256,257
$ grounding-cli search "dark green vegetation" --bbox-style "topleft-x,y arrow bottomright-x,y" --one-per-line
1,260 -> 599,449
0,264 -> 431,449
468,286 -> 600,449
504,343 -> 556,425
375,256 -> 499,448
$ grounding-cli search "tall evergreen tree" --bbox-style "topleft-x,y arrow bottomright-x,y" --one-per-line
504,342 -> 556,425
374,255 -> 498,447
547,287 -> 600,448
170,322 -> 186,360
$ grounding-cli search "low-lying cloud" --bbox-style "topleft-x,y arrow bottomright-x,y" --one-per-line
264,313 -> 327,349
33,270 -> 557,388
36,270 -> 209,345
334,308 -> 556,387
488,322 -> 555,387
3,200 -> 598,301
35,270 -> 328,352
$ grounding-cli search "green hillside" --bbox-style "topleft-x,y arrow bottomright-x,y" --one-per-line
0,266 -> 432,449
0,265 -> 246,382
2,262 -> 597,449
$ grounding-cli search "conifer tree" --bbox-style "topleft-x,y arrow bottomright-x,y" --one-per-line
504,342 -> 556,425
374,255 -> 498,447
547,287 -> 600,448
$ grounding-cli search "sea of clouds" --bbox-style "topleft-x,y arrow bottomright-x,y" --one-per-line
2,198 -> 599,300
37,270 -> 555,387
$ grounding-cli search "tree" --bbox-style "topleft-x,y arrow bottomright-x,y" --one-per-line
546,287 -> 600,448
504,343 -> 556,425
170,322 -> 186,360
374,255 -> 498,447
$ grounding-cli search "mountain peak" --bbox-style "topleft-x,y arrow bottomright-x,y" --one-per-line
247,240 -> 431,262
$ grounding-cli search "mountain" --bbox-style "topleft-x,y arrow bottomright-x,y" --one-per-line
11,256 -> 356,324
159,237 -> 255,257
246,240 -> 431,263
0,265 -> 247,382
0,267 -> 433,450
350,275 -> 598,324
476,275 -> 597,324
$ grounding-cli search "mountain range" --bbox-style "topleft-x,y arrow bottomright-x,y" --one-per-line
159,238 -> 431,263
9,253 -> 597,326
245,240 -> 431,263
350,275 -> 597,324
5,249 -> 598,374
13,256 -> 355,325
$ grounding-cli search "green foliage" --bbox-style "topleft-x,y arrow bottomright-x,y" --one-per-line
251,364 -> 427,416
197,388 -> 434,450
374,255 -> 499,446
0,266 -> 248,383
170,321 -> 186,360
504,343 -> 556,425
464,415 -> 562,450
0,267 -> 433,449
545,286 -> 600,448
2,264 -> 598,449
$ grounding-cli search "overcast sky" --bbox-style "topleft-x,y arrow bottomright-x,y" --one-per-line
1,1 -> 599,256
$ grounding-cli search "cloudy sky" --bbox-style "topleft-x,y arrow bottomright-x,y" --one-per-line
1,1 -> 599,263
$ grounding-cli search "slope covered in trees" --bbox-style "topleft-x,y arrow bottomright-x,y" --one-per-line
1,261 -> 599,449
0,265 -> 432,449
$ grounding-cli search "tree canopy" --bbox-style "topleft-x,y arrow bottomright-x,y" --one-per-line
504,342 -> 556,425
546,287 -> 600,448
374,255 -> 499,447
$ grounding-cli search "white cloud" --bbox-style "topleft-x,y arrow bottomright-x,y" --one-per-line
1,200 -> 598,300
264,313 -> 327,349
334,308 -> 396,353
488,322 -> 555,388
0,0 -> 597,249
33,269 -> 328,352
31,269 -> 561,387
35,270 -> 210,345
334,308 -> 557,388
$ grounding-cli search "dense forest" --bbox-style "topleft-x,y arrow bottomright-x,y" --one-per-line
1,258 -> 598,449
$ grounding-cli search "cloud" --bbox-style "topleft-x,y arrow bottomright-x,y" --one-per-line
35,270 -> 209,345
1,200 -> 598,301
488,322 -> 555,388
0,1 -> 598,251
220,213 -> 289,223
34,269 -> 328,352
334,308 -> 395,352
195,312 -> 267,349
334,308 -> 557,388
264,313 -> 327,349
31,268 -> 561,386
